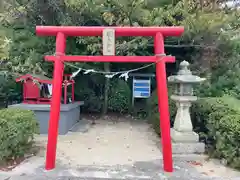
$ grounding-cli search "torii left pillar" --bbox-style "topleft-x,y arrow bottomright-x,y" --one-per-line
45,32 -> 66,169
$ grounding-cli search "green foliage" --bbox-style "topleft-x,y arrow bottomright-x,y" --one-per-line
192,96 -> 240,169
0,0 -> 239,114
0,74 -> 22,108
195,61 -> 240,99
77,86 -> 103,113
0,26 -> 12,60
108,79 -> 131,113
74,76 -> 104,112
0,108 -> 39,163
147,86 -> 176,135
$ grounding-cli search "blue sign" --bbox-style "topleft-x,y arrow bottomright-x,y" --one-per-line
133,79 -> 151,98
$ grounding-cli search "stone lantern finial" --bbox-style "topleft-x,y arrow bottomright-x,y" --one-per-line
177,60 -> 192,75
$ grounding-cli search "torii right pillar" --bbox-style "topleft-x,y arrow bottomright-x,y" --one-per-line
154,32 -> 173,172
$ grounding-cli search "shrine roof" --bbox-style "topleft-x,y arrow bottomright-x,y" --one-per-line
16,74 -> 52,83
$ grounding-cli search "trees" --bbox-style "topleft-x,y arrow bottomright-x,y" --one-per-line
0,0 -> 239,111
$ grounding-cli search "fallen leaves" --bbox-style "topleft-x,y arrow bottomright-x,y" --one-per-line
187,160 -> 203,166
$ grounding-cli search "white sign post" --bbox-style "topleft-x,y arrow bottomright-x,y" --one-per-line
102,29 -> 115,56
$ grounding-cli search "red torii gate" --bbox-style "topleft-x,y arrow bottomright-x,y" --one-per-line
36,26 -> 184,172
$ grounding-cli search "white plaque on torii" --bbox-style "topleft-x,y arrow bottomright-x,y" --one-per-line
102,29 -> 115,56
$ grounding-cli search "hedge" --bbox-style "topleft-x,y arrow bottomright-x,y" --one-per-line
192,96 -> 240,170
148,90 -> 240,170
108,79 -> 131,113
147,86 -> 176,135
0,108 -> 39,164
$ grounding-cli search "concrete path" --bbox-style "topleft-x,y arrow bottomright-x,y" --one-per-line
0,115 -> 240,179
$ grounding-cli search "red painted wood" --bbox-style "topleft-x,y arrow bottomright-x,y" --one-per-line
16,74 -> 52,84
154,33 -> 173,172
36,26 -> 184,37
45,32 -> 66,170
45,55 -> 175,63
16,74 -> 74,105
23,79 -> 40,103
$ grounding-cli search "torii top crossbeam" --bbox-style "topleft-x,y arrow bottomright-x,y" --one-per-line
36,26 -> 184,37
36,26 -> 184,63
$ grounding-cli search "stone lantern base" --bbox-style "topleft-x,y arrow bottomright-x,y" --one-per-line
171,128 -> 205,154
171,128 -> 199,142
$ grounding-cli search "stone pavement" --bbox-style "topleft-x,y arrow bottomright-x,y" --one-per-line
1,117 -> 240,180
1,157 -> 237,180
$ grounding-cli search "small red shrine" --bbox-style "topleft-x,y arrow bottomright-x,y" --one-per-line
16,74 -> 75,104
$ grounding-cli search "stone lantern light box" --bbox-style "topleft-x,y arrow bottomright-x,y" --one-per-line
168,60 -> 206,154
169,61 -> 205,97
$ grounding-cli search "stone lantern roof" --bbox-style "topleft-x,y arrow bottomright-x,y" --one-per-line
168,60 -> 206,83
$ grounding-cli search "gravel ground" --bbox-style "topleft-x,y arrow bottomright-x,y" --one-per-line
0,115 -> 239,180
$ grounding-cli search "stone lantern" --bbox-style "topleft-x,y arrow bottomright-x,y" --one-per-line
168,61 -> 206,153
